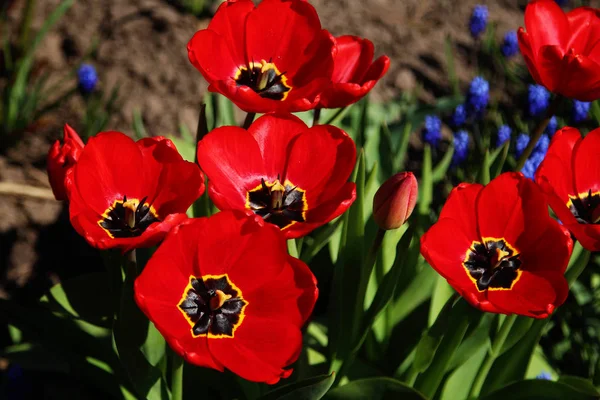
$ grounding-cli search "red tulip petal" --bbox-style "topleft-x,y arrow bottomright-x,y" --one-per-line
439,182 -> 482,241
561,53 -> 600,100
519,222 -> 572,274
487,271 -> 560,318
285,124 -> 356,204
563,222 -> 600,251
170,333 -> 224,372
187,30 -> 239,83
283,182 -> 356,239
535,127 -> 581,204
421,217 -> 479,291
245,0 -> 323,77
566,7 -> 600,59
332,35 -> 375,83
242,255 -> 316,327
476,173 -> 549,250
536,45 -> 567,93
205,0 -> 254,65
197,126 -> 265,210
249,113 -> 307,180
74,132 -> 146,215
193,213 -> 289,295
518,29 -> 544,85
152,161 -> 204,217
208,317 -> 301,384
208,79 -> 319,113
318,83 -> 369,109
573,128 -> 600,194
525,0 -> 569,51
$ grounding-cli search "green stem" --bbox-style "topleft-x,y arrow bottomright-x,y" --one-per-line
242,112 -> 256,129
171,351 -> 184,400
515,95 -> 561,171
468,314 -> 517,399
287,239 -> 299,258
323,107 -> 348,126
19,0 -> 36,51
405,365 -> 419,387
313,108 -> 321,127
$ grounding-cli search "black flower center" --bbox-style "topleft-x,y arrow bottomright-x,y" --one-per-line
234,59 -> 291,101
178,275 -> 247,338
98,196 -> 159,238
246,178 -> 307,230
463,238 -> 522,291
568,190 -> 600,224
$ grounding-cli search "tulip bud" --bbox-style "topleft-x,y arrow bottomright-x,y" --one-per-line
373,172 -> 418,230
47,124 -> 84,201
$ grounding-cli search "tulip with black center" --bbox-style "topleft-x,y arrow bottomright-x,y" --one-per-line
234,60 -> 291,101
247,178 -> 306,229
568,190 -> 600,224
463,238 -> 522,291
99,196 -> 159,238
178,275 -> 247,338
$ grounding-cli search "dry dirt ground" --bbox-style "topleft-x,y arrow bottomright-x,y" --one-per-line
0,0 -> 554,299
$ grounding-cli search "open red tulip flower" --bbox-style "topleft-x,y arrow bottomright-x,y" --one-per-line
66,131 -> 204,252
47,124 -> 84,201
134,210 -> 318,384
536,127 -> 600,251
518,0 -> 600,101
318,35 -> 390,109
187,0 -> 336,113
421,172 -> 572,318
197,113 -> 356,239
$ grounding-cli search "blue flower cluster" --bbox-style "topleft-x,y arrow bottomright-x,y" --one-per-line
520,133 -> 550,180
496,125 -> 511,147
572,100 -> 591,123
528,84 -> 550,117
501,31 -> 519,58
452,104 -> 467,127
467,76 -> 490,115
470,5 -> 488,38
423,115 -> 442,147
545,116 -> 558,137
78,63 -> 98,93
452,130 -> 470,166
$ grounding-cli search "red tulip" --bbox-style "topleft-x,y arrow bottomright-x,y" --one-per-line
373,172 -> 417,230
47,124 -> 84,201
421,172 -> 572,318
536,127 -> 600,251
318,35 -> 390,109
134,210 -> 318,384
518,0 -> 600,101
67,132 -> 204,251
196,113 -> 356,239
187,0 -> 336,113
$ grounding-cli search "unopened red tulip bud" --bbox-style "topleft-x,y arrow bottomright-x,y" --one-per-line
373,172 -> 418,230
47,124 -> 84,201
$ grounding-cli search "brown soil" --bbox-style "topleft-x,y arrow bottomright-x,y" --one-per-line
0,0 -> 557,299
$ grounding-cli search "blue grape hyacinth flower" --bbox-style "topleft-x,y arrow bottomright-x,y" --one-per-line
572,100 -> 591,123
469,5 -> 488,38
528,84 -> 550,117
452,104 -> 467,127
501,31 -> 519,58
516,133 -> 530,158
77,63 -> 98,93
423,115 -> 442,147
545,116 -> 558,137
452,130 -> 470,166
467,76 -> 489,116
496,125 -> 512,147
